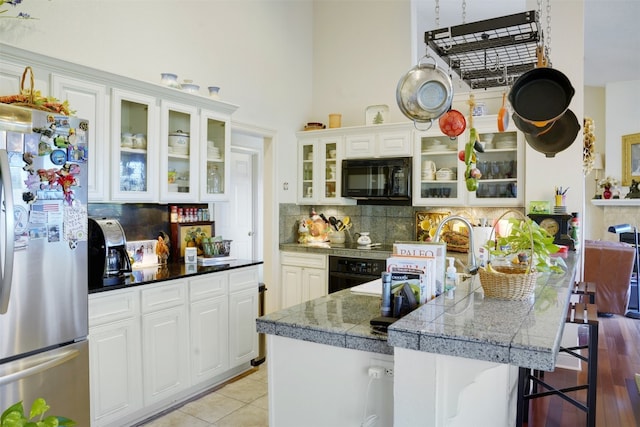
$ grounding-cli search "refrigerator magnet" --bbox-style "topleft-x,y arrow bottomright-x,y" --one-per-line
50,149 -> 66,165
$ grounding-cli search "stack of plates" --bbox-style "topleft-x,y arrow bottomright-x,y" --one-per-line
208,146 -> 221,159
169,146 -> 189,155
553,205 -> 567,214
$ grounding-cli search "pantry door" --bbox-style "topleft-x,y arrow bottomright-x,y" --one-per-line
216,145 -> 260,261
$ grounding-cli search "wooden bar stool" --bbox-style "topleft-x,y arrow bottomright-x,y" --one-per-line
516,302 -> 599,427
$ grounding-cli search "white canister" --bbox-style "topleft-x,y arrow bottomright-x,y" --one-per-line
168,130 -> 190,150
184,247 -> 197,264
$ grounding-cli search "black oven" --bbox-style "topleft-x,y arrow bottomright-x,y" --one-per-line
328,256 -> 387,293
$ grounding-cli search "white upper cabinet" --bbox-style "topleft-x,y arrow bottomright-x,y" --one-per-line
343,124 -> 413,158
51,75 -> 108,201
412,114 -> 524,207
296,133 -> 355,205
199,109 -> 232,202
111,89 -> 159,202
0,43 -> 239,204
159,100 -> 199,202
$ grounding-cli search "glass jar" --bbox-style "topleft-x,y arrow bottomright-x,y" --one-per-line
208,166 -> 221,193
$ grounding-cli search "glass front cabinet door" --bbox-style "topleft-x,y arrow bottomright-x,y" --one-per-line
299,140 -> 316,203
199,109 -> 231,201
413,132 -> 464,206
466,118 -> 524,206
160,100 -> 199,202
111,89 -> 158,202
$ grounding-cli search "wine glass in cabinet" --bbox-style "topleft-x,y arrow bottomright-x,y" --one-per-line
200,109 -> 231,201
111,89 -> 158,202
160,100 -> 198,202
467,128 -> 523,206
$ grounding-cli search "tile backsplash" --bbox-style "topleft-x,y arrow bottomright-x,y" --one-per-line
279,203 -> 521,245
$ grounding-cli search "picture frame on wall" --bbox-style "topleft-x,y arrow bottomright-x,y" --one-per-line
622,132 -> 640,186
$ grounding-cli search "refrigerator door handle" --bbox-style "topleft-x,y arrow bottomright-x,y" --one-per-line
0,149 -> 15,314
0,349 -> 79,386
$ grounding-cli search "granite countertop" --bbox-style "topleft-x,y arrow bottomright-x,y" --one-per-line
280,242 -> 393,260
257,253 -> 578,370
89,259 -> 264,294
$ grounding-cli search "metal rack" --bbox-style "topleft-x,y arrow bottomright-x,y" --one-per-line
425,10 -> 541,89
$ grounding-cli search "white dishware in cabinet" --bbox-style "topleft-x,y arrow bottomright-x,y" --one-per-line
159,100 -> 199,202
111,89 -> 159,202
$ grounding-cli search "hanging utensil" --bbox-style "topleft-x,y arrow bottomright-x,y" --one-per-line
328,216 -> 339,231
497,91 -> 509,132
438,108 -> 466,139
396,53 -> 454,131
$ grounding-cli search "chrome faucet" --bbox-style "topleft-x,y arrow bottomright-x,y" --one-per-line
434,215 -> 479,275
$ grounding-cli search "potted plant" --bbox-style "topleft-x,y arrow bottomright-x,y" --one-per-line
479,211 -> 562,300
598,176 -> 618,199
1,398 -> 75,427
485,216 -> 562,274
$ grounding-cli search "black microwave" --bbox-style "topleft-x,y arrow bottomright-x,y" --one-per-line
341,157 -> 412,202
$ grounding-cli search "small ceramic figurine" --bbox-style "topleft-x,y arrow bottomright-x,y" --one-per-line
298,218 -> 310,243
626,179 -> 640,199
156,231 -> 171,263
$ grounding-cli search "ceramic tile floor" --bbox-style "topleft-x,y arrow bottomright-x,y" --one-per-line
140,364 -> 268,427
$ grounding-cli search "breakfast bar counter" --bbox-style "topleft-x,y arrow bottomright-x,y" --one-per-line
256,253 -> 578,427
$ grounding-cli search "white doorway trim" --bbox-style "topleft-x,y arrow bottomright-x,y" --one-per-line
231,121 -> 278,315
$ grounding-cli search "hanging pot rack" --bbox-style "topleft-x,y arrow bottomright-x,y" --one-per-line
425,10 -> 543,90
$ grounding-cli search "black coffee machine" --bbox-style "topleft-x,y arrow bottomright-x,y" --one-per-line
89,218 -> 132,286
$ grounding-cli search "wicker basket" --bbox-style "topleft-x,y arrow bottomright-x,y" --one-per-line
0,67 -> 73,115
479,210 -> 537,300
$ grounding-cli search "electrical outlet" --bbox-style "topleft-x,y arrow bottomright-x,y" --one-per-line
370,357 -> 394,380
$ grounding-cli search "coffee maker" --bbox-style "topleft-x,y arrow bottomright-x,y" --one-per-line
89,218 -> 132,286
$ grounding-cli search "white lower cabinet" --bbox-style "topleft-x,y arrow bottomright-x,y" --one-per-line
189,273 -> 229,384
229,268 -> 259,367
280,252 -> 327,309
88,290 -> 142,427
88,265 -> 259,426
141,280 -> 189,406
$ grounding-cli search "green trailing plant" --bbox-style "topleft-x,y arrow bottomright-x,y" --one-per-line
485,217 -> 562,274
1,398 -> 75,427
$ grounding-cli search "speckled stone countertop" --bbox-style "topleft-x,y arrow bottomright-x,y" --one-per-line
279,242 -> 392,260
257,253 -> 578,370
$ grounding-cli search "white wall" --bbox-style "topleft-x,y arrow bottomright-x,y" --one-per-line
0,0 -> 313,205
604,80 -> 640,188
584,86 -> 606,240
311,0 -> 412,127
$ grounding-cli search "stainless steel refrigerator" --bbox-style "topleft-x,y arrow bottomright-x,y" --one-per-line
0,104 -> 90,425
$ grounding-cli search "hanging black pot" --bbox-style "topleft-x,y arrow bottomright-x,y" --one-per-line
523,109 -> 580,158
509,67 -> 575,127
512,113 -> 554,136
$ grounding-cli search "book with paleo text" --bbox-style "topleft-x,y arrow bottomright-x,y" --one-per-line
392,241 -> 446,296
386,256 -> 436,304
